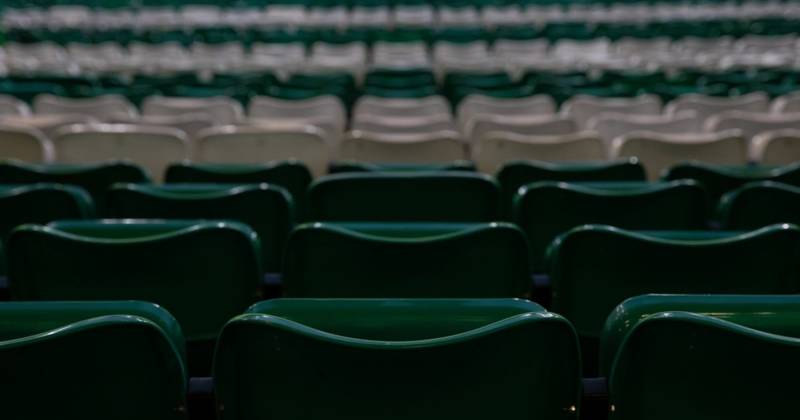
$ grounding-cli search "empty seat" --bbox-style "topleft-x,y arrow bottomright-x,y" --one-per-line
52,124 -> 189,183
718,181 -> 800,229
588,112 -> 702,144
248,95 -> 346,145
612,131 -> 749,180
138,113 -> 217,140
0,183 -> 93,239
341,130 -> 468,163
33,94 -> 138,121
0,114 -> 96,139
665,92 -> 769,124
771,91 -> 800,113
470,115 -> 578,144
705,111 -> 800,139
193,126 -> 329,178
514,180 -> 707,270
0,301 -> 187,420
214,298 -> 579,420
8,220 -> 261,375
549,224 -> 800,374
608,297 -> 800,420
308,172 -> 499,222
107,184 -> 293,272
142,96 -> 243,125
496,159 -> 646,219
457,94 -> 556,134
165,162 -> 312,220
353,95 -> 450,121
0,95 -> 31,116
474,131 -> 608,173
0,124 -> 54,163
562,95 -> 662,129
351,115 -> 457,136
0,161 -> 150,216
752,129 -> 800,165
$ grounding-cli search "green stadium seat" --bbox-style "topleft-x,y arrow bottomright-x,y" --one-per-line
0,301 -> 187,420
328,161 -> 475,174
608,298 -> 800,420
548,224 -> 800,374
106,184 -> 293,272
214,298 -> 580,420
282,222 -> 530,298
308,172 -> 499,222
164,162 -> 311,220
513,180 -> 707,271
0,161 -> 150,216
718,181 -> 800,230
8,220 -> 262,375
496,159 -> 646,219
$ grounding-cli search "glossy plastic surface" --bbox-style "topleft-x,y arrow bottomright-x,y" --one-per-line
107,183 -> 293,271
0,315 -> 186,420
0,160 -> 150,215
214,299 -> 580,420
514,180 -> 707,271
718,181 -> 800,229
308,172 -> 500,222
610,312 -> 800,420
548,224 -> 800,374
601,294 -> 800,375
496,159 -> 646,219
0,184 -> 93,237
283,223 -> 531,298
331,222 -> 483,238
165,161 -> 311,219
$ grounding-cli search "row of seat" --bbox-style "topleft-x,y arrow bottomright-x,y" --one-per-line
4,295 -> 800,420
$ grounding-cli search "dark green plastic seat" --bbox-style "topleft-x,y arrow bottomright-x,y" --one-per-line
308,173 -> 500,222
513,180 -> 707,271
329,161 -> 475,174
0,302 -> 187,420
0,184 -> 93,239
164,162 -> 312,220
497,159 -> 646,219
601,294 -> 800,376
283,222 -> 530,298
609,309 -> 800,420
0,161 -> 150,216
8,220 -> 262,375
107,184 -> 293,271
214,298 -> 580,420
718,181 -> 800,230
548,224 -> 800,375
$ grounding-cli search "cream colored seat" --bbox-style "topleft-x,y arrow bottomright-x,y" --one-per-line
0,95 -> 32,116
457,94 -> 556,135
705,111 -> 800,140
474,131 -> 607,173
611,130 -> 748,179
0,114 -> 97,138
194,125 -> 329,177
247,95 -> 346,144
340,130 -> 467,163
771,92 -> 800,113
52,124 -> 189,182
562,94 -> 663,129
665,92 -> 769,125
588,112 -> 702,144
0,124 -> 54,163
471,115 -> 578,144
353,96 -> 451,121
34,94 -> 138,121
142,96 -> 243,125
351,115 -> 457,136
751,129 -> 800,165
137,113 -> 216,140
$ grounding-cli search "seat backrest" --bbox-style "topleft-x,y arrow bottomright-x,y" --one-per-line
0,124 -> 54,163
106,184 -> 293,272
248,95 -> 346,129
474,131 -> 608,173
771,91 -> 800,113
752,128 -> 800,165
53,124 -> 189,183
602,294 -> 800,376
718,181 -> 800,229
308,172 -> 500,222
354,95 -> 450,120
0,161 -> 149,216
194,125 -> 329,178
705,111 -> 800,139
0,184 -> 93,240
139,113 -> 217,140
341,130 -> 468,163
549,224 -> 800,373
282,223 -> 530,298
665,92 -> 769,124
471,115 -> 578,144
215,298 -> 579,420
142,96 -> 243,125
457,94 -> 556,132
514,180 -> 707,271
34,94 -> 138,121
351,115 -> 456,136
0,94 -> 31,116
609,310 -> 800,420
562,94 -> 662,129
0,310 -> 187,420
496,159 -> 645,219
588,112 -> 702,143
612,130 -> 749,180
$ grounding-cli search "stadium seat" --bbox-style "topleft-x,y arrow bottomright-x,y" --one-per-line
0,94 -> 31,116
548,224 -> 800,374
0,124 -> 54,163
608,298 -> 800,420
588,112 -> 703,144
354,95 -> 450,121
214,298 -> 580,419
718,181 -> 800,229
352,115 -> 457,136
106,183 -> 293,272
0,113 -> 96,139
142,96 -> 244,126
664,92 -> 770,125
470,115 -> 578,144
751,129 -> 800,164
514,180 -> 707,271
474,131 -> 609,173
705,110 -> 800,139
248,95 -> 346,145
341,130 -> 468,164
33,94 -> 138,121
457,94 -> 556,134
308,172 -> 499,222
562,94 -> 662,129
8,220 -> 261,375
771,91 -> 800,113
0,301 -> 187,420
282,223 -> 530,298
